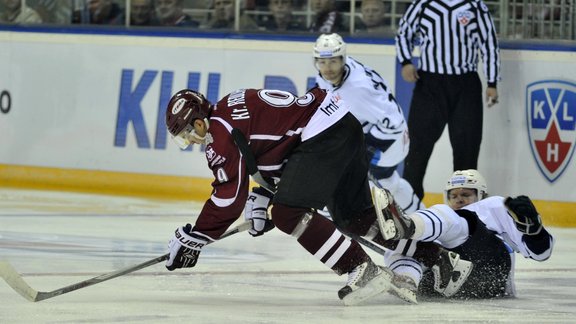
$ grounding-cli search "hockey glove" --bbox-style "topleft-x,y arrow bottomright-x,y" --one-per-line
166,224 -> 208,271
504,196 -> 543,235
244,187 -> 275,237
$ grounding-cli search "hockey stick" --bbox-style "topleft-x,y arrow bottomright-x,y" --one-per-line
231,128 -> 388,255
0,221 -> 252,302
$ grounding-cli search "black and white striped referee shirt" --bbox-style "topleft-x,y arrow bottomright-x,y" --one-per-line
395,0 -> 500,87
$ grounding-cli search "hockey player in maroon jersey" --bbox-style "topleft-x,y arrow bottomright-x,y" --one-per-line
164,87 -> 395,305
163,87 -> 474,305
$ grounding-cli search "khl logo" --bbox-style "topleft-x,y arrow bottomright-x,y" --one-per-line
526,80 -> 576,183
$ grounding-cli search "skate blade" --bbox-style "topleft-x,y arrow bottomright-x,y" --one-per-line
342,270 -> 392,306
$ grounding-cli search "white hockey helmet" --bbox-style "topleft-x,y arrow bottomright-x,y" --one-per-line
444,169 -> 488,203
313,33 -> 346,59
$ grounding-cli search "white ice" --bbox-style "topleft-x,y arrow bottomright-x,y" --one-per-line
1,189 -> 575,323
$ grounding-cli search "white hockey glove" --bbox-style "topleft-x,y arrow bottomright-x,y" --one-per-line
504,196 -> 543,235
166,224 -> 208,271
244,187 -> 275,237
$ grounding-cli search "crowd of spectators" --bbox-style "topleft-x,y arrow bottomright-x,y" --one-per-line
0,0 -> 573,40
0,0 -> 392,34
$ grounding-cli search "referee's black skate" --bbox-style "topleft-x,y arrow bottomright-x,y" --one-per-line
432,250 -> 473,297
338,261 -> 393,306
371,187 -> 415,240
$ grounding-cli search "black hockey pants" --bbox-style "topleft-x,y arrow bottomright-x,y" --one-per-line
402,72 -> 483,199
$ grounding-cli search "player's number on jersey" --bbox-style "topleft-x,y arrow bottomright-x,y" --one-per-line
258,90 -> 314,108
363,66 -> 402,113
0,90 -> 10,114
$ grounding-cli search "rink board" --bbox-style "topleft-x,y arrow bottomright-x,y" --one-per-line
1,29 -> 575,224
0,163 -> 573,227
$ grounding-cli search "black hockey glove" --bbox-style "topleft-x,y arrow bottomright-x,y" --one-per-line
166,224 -> 208,271
504,196 -> 543,235
244,187 -> 275,237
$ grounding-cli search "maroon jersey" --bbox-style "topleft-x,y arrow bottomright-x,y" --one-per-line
194,87 -> 350,239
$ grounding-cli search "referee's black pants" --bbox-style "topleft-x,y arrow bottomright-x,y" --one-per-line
403,71 -> 483,199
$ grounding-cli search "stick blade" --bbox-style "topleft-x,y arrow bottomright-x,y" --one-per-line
0,261 -> 39,302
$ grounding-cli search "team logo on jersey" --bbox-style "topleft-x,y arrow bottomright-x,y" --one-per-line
526,80 -> 576,182
206,146 -> 226,167
456,11 -> 473,25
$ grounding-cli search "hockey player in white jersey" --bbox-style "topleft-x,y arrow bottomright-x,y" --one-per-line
311,34 -> 476,304
313,33 -> 423,214
382,169 -> 555,300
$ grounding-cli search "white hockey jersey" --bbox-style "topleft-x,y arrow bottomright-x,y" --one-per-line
315,56 -> 406,134
463,196 -> 554,261
463,196 -> 555,296
315,56 -> 409,167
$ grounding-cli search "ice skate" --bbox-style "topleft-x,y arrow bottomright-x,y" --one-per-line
371,187 -> 415,240
338,261 -> 393,306
389,273 -> 418,304
432,250 -> 473,297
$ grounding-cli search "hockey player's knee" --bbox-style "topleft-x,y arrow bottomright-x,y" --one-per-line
271,204 -> 313,236
412,205 -> 469,247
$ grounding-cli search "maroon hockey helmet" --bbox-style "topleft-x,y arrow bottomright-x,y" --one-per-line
165,89 -> 212,137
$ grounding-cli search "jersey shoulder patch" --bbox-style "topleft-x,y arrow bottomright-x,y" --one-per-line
206,145 -> 227,168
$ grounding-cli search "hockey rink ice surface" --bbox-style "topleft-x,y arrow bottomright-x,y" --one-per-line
1,189 -> 575,324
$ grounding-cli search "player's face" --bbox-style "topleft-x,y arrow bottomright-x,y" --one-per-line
172,119 -> 208,148
315,57 -> 344,85
447,188 -> 478,210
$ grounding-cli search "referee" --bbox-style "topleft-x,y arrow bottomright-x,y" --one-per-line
395,0 -> 500,200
